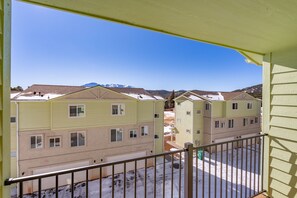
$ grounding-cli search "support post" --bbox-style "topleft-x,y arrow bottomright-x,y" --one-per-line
184,142 -> 193,198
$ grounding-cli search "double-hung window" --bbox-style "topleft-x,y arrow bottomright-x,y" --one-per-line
214,121 -> 220,128
111,129 -> 123,142
247,102 -> 253,109
129,129 -> 137,138
228,119 -> 234,128
232,103 -> 238,110
70,132 -> 86,147
141,126 -> 149,136
205,103 -> 210,110
112,104 -> 125,115
49,137 -> 61,148
31,135 -> 43,149
243,118 -> 248,126
69,105 -> 85,117
255,117 -> 258,123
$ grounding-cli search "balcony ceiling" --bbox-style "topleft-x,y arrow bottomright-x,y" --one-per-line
21,0 -> 297,65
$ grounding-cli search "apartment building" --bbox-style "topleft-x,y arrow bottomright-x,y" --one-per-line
174,90 -> 261,148
10,84 -> 164,192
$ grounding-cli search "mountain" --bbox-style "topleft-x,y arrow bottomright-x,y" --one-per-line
233,84 -> 262,99
83,82 -> 134,88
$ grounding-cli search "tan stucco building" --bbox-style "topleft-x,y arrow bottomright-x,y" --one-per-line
174,90 -> 261,148
10,84 -> 164,193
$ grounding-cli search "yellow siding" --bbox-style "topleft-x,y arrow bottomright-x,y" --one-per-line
19,102 -> 50,131
211,101 -> 224,118
175,100 -> 193,147
192,101 -> 204,146
154,101 -> 164,154
52,100 -> 137,129
137,101 -> 154,123
263,49 -> 297,198
10,102 -> 17,178
225,100 -> 261,118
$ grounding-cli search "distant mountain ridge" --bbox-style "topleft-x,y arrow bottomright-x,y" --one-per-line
233,84 -> 262,99
83,82 -> 134,88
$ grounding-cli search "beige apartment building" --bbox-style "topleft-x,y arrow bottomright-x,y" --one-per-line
10,84 -> 164,193
174,90 -> 261,148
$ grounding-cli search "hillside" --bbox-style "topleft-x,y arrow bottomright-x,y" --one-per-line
233,84 -> 262,99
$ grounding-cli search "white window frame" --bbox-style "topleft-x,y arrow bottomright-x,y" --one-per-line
228,119 -> 234,128
70,131 -> 86,147
247,102 -> 253,109
129,129 -> 137,138
111,103 -> 125,116
205,103 -> 210,110
186,129 -> 191,134
141,126 -> 149,136
214,121 -> 220,128
186,111 -> 191,115
30,135 -> 43,149
232,103 -> 238,110
255,117 -> 258,123
49,137 -> 61,148
111,128 -> 123,142
10,117 -> 16,123
68,104 -> 85,118
250,119 -> 254,124
243,118 -> 248,126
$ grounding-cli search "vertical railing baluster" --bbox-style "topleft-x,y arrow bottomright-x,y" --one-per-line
134,160 -> 137,198
253,137 -> 257,196
261,136 -> 265,192
163,154 -> 166,198
231,141 -> 234,198
196,148 -> 198,198
202,147 -> 205,198
56,175 -> 59,198
245,139 -> 248,198
71,172 -> 74,198
184,142 -> 193,198
179,151 -> 182,198
85,170 -> 88,198
38,178 -> 41,198
19,181 -> 23,198
171,153 -> 174,198
240,139 -> 243,198
154,157 -> 157,198
249,138 -> 252,197
220,144 -> 223,198
208,146 -> 211,198
112,164 -> 115,198
124,162 -> 126,198
145,158 -> 147,198
257,137 -> 261,194
100,167 -> 102,198
236,140 -> 238,198
226,142 -> 229,198
215,145 -> 217,198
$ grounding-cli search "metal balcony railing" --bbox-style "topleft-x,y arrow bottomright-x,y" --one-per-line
5,134 -> 267,198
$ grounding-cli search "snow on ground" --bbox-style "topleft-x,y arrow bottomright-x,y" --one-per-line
164,125 -> 173,133
164,111 -> 175,118
15,145 -> 261,198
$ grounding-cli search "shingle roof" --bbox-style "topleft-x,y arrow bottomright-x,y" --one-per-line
108,87 -> 163,100
189,90 -> 245,101
220,92 -> 244,100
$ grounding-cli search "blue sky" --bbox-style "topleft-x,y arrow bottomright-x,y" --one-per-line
12,1 -> 262,91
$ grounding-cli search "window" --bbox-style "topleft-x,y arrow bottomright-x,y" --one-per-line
10,117 -> 16,123
112,104 -> 125,115
205,103 -> 210,110
70,132 -> 86,147
232,103 -> 238,110
186,129 -> 191,134
111,129 -> 123,142
215,121 -> 220,128
186,111 -> 191,115
177,102 -> 181,105
197,130 -> 200,134
247,102 -> 253,109
154,114 -> 159,118
243,118 -> 248,126
69,105 -> 85,117
228,119 -> 234,128
49,137 -> 61,148
129,130 -> 137,138
196,110 -> 201,114
255,117 -> 258,123
31,135 -> 43,149
141,126 -> 149,136
221,122 -> 225,128
250,119 -> 254,124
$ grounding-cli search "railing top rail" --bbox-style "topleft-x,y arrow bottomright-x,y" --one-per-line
193,133 -> 267,150
5,148 -> 186,185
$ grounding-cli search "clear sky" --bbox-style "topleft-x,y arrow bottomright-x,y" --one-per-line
12,1 -> 262,91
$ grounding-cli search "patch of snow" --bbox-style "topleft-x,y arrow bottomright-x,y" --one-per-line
188,95 -> 202,100
122,93 -> 156,100
15,94 -> 64,101
153,95 -> 164,100
10,92 -> 20,99
164,111 -> 175,118
202,93 -> 224,101
164,125 -> 173,133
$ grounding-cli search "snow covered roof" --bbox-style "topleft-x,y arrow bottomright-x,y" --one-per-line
10,92 -> 20,99
13,84 -> 85,101
108,87 -> 163,101
188,95 -> 203,101
190,90 -> 245,101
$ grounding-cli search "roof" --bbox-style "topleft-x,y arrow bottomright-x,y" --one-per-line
181,90 -> 248,101
12,84 -> 86,101
22,0 -> 297,65
108,87 -> 164,100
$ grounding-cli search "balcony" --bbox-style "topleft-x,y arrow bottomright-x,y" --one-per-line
5,134 -> 267,198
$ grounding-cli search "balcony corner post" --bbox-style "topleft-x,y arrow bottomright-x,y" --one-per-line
184,142 -> 193,198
